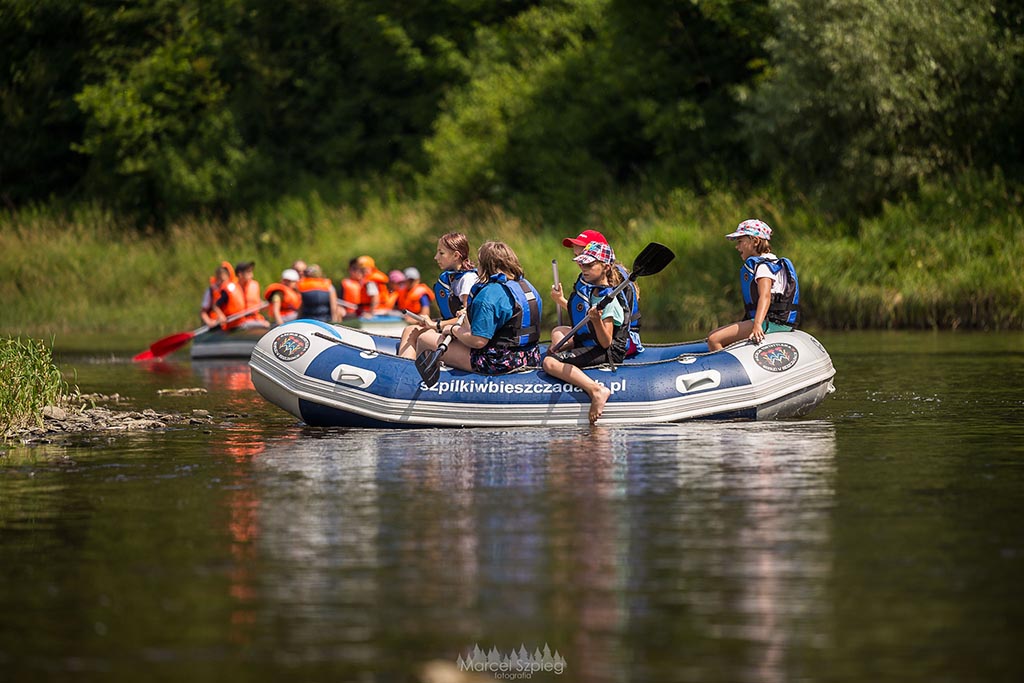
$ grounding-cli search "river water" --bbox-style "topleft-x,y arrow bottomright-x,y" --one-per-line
1,331 -> 1022,682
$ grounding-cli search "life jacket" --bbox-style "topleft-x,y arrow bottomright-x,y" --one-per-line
264,282 -> 302,316
297,277 -> 334,321
240,279 -> 265,323
469,274 -> 542,349
567,267 -> 643,356
203,260 -> 237,312
742,255 -> 801,326
351,268 -> 394,313
339,277 -> 362,313
216,280 -> 247,330
566,279 -> 632,360
364,268 -> 395,311
433,269 -> 477,318
396,282 -> 435,315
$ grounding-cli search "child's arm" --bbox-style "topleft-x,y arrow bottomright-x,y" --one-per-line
586,306 -> 616,349
550,283 -> 568,310
750,277 -> 773,341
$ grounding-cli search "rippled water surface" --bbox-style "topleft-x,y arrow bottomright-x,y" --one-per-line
1,331 -> 1023,682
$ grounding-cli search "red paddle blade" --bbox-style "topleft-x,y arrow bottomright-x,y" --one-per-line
134,331 -> 196,361
132,349 -> 156,362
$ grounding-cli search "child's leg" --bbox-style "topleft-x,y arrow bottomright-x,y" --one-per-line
542,354 -> 612,424
414,329 -> 442,355
397,325 -> 424,358
550,325 -> 572,348
414,329 -> 473,371
707,320 -> 756,351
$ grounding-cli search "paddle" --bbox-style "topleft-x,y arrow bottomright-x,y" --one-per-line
415,313 -> 465,388
549,242 -> 675,353
133,302 -> 269,361
552,259 -> 564,326
401,309 -> 432,326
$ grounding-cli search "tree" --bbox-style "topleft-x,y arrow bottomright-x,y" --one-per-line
743,0 -> 1024,214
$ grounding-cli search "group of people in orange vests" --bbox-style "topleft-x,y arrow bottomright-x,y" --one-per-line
199,256 -> 435,330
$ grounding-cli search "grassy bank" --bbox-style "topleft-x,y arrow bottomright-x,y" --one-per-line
0,337 -> 69,439
2,175 -> 1022,342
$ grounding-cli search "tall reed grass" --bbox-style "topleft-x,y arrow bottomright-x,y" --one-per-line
1,174 -> 1021,344
1,337 -> 69,438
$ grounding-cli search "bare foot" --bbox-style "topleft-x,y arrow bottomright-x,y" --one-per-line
588,384 -> 612,424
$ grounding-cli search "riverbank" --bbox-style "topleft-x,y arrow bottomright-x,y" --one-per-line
0,338 -> 219,446
2,174 -> 1022,341
3,395 -> 218,446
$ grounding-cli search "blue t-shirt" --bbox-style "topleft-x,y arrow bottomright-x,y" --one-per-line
468,283 -> 515,340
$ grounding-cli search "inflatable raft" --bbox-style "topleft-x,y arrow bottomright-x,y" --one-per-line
249,319 -> 836,427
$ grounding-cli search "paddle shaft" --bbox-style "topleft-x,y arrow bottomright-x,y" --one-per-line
204,301 -> 269,333
434,312 -> 466,356
415,312 -> 466,387
139,302 -> 268,360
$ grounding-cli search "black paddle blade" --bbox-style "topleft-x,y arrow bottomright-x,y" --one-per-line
629,242 -> 675,279
415,347 -> 445,388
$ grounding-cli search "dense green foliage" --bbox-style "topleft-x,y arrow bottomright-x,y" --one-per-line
2,0 -> 1022,221
0,337 -> 68,438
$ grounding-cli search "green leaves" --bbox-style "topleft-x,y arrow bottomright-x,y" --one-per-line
1,0 -> 1022,222
744,0 -> 1024,215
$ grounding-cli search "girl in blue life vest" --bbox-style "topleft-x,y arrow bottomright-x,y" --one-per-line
554,229 -> 643,356
413,241 -> 542,374
707,219 -> 801,351
397,232 -> 479,358
544,241 -> 630,424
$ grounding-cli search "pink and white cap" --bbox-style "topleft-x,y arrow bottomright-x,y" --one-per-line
725,219 -> 772,241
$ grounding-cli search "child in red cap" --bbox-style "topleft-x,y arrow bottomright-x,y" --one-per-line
544,241 -> 631,424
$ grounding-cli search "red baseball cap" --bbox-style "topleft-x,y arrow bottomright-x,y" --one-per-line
562,229 -> 609,248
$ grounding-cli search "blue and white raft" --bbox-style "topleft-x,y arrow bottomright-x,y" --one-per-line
249,320 -> 836,427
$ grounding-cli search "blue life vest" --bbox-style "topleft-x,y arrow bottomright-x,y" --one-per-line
433,269 -> 476,319
567,268 -> 643,355
469,274 -> 542,348
741,256 -> 801,326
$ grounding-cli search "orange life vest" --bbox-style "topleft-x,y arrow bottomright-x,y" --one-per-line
216,280 -> 247,329
395,282 -> 435,315
364,268 -> 395,311
264,282 -> 302,315
340,278 -> 362,311
240,279 -> 265,323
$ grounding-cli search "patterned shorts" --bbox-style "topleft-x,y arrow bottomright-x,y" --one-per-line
470,344 -> 542,374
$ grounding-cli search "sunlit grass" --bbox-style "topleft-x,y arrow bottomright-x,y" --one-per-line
1,174 -> 1021,341
0,337 -> 69,439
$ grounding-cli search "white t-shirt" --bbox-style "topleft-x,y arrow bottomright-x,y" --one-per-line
453,271 -> 479,303
753,252 -> 787,294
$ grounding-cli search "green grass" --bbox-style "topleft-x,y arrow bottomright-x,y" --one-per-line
0,337 -> 70,438
1,173 -> 1022,345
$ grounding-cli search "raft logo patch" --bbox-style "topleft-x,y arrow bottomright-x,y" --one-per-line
754,342 -> 799,372
273,332 -> 310,361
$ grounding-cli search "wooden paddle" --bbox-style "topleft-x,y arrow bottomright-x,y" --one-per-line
133,302 -> 269,361
549,242 -> 675,353
415,313 -> 465,388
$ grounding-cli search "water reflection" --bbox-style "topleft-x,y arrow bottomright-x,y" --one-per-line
234,422 -> 836,682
